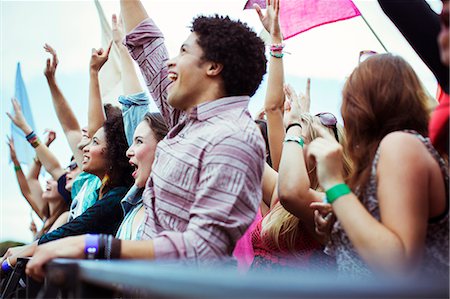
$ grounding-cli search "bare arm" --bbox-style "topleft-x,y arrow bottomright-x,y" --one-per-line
309,129 -> 434,275
276,92 -> 323,237
26,235 -> 155,281
120,0 -> 149,34
7,99 -> 66,181
44,44 -> 83,167
26,131 -> 57,214
113,14 -> 143,95
121,0 -> 181,129
255,0 -> 285,171
88,43 -> 111,138
7,137 -> 47,219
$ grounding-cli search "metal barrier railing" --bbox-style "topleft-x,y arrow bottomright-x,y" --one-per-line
1,258 -> 448,298
41,259 -> 449,298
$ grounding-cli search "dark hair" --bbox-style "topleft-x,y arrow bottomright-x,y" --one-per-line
191,15 -> 267,97
102,106 -> 134,193
143,112 -> 169,142
255,119 -> 272,167
341,54 -> 430,192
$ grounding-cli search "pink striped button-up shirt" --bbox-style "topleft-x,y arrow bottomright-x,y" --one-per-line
126,19 -> 265,260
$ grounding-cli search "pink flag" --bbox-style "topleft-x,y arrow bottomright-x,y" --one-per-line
244,0 -> 361,40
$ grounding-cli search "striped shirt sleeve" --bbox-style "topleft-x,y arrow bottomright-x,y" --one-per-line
152,132 -> 264,260
125,18 -> 182,129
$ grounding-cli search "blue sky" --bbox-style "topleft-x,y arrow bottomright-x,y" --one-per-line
1,0 -> 442,243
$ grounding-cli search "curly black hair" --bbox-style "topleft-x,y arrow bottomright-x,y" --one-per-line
102,105 -> 134,192
191,15 -> 267,97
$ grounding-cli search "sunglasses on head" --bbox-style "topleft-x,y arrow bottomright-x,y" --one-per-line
67,161 -> 78,171
315,112 -> 339,142
358,50 -> 378,64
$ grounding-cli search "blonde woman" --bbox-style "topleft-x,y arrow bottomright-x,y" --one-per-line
250,0 -> 346,270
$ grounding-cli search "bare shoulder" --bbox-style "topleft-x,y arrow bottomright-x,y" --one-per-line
378,131 -> 430,171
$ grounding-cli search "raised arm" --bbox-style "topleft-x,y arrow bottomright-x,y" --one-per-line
44,44 -> 83,167
113,14 -> 143,95
121,0 -> 182,129
7,136 -> 47,219
255,0 -> 285,171
120,0 -> 148,34
88,43 -> 111,137
7,98 -> 66,181
277,98 -> 323,235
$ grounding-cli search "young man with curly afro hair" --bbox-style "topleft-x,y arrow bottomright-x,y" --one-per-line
25,0 -> 268,278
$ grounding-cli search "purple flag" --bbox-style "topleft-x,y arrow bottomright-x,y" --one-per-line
244,0 -> 361,40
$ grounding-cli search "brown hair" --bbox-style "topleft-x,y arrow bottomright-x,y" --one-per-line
341,54 -> 431,192
143,113 -> 169,142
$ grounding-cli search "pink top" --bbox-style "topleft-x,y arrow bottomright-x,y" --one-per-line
126,19 -> 265,261
233,209 -> 262,272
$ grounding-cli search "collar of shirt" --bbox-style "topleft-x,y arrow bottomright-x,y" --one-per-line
120,185 -> 144,215
188,96 -> 251,121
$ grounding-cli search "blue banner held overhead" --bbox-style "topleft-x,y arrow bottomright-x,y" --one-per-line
11,62 -> 37,165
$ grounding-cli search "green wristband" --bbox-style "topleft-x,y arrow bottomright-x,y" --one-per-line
14,165 -> 21,172
325,183 -> 351,204
284,135 -> 304,148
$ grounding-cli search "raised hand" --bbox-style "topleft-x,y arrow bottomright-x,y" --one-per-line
43,44 -> 59,79
6,98 -> 32,134
254,0 -> 281,39
307,124 -> 345,191
112,14 -> 126,50
44,129 -> 56,146
90,42 -> 112,72
283,92 -> 302,129
284,83 -> 300,107
284,78 -> 311,115
7,136 -> 18,162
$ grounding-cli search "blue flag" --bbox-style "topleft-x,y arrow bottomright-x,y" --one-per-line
11,62 -> 37,165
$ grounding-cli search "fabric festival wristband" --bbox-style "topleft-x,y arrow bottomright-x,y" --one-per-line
325,183 -> 351,204
85,234 -> 99,259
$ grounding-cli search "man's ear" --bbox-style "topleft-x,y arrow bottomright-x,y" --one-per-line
206,62 -> 223,77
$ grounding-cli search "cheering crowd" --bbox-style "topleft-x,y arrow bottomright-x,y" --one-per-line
1,0 -> 448,287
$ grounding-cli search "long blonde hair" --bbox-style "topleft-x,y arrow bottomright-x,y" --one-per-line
261,113 -> 351,255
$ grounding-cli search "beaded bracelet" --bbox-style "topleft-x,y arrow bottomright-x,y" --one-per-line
25,131 -> 41,148
14,165 -> 21,172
